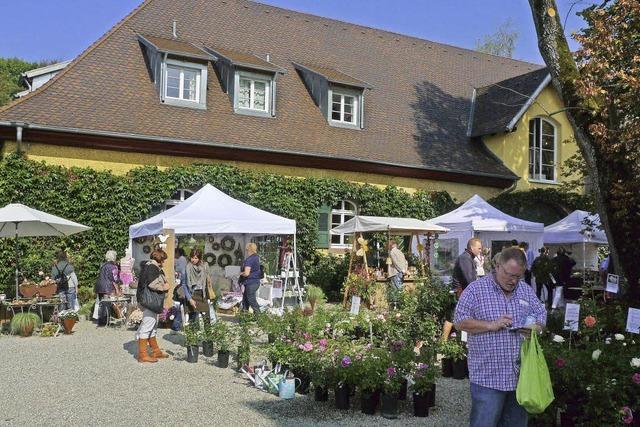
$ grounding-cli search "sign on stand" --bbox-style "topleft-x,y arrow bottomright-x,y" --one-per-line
606,274 -> 619,294
350,295 -> 361,315
563,303 -> 580,331
626,308 -> 640,334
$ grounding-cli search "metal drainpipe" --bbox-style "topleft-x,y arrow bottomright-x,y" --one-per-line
15,125 -> 23,154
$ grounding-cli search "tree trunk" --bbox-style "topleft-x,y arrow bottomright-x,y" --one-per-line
527,0 -> 639,301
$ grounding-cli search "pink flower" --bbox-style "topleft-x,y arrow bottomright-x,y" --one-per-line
355,353 -> 363,360
298,344 -> 305,350
302,342 -> 313,352
583,315 -> 597,328
632,373 -> 640,384
387,367 -> 396,378
319,339 -> 328,347
303,332 -> 311,340
555,358 -> 566,367
318,345 -> 326,353
621,406 -> 633,424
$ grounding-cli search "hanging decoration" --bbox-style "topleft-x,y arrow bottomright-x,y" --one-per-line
221,236 -> 235,251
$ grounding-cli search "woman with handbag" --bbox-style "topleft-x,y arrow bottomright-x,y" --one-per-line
180,248 -> 214,322
135,249 -> 171,363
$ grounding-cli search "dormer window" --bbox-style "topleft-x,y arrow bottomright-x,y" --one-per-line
294,62 -> 371,130
236,71 -> 271,114
137,35 -> 212,110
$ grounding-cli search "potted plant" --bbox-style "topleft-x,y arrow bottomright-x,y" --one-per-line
19,279 -> 38,298
184,322 -> 201,363
59,310 -> 79,334
305,285 -> 326,313
10,312 -> 41,337
411,361 -> 438,417
381,366 -> 402,419
334,352 -> 354,410
211,320 -> 232,368
40,322 -> 59,337
438,338 -> 465,378
202,321 -> 215,357
235,321 -> 252,370
37,278 -> 58,298
309,339 -> 334,402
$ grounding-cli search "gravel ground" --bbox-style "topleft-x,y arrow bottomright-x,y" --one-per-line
0,321 -> 470,426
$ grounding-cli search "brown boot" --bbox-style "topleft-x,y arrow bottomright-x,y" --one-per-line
148,336 -> 169,359
138,339 -> 158,363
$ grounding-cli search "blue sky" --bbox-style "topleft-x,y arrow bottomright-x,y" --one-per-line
0,0 -> 589,65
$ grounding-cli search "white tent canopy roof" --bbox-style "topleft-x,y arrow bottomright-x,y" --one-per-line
129,184 -> 296,238
0,203 -> 91,237
544,210 -> 607,245
429,194 -> 544,233
331,215 -> 448,235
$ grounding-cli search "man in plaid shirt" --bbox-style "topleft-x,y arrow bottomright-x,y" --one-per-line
454,247 -> 546,427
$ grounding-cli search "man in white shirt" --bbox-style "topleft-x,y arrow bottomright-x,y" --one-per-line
388,240 -> 408,290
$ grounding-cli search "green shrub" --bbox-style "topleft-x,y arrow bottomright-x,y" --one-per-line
10,312 -> 41,336
76,286 -> 95,304
305,254 -> 350,302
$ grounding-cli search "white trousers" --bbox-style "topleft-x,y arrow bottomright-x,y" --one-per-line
135,308 -> 158,340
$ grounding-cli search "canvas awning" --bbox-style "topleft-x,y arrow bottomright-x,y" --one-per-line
331,215 -> 448,236
544,210 -> 607,245
129,184 -> 295,238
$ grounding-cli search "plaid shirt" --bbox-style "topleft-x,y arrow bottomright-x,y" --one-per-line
454,274 -> 547,391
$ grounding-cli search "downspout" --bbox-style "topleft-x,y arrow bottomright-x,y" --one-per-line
16,125 -> 23,154
160,52 -> 168,103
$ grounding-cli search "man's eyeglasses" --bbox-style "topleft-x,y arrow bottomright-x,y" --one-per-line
498,264 -> 524,281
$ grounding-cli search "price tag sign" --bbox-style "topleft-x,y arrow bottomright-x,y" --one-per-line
606,274 -> 619,294
433,242 -> 440,249
563,303 -> 580,331
626,308 -> 640,334
350,296 -> 361,315
461,331 -> 468,342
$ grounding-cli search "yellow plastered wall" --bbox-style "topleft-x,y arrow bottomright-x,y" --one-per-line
1,140 -> 503,202
483,86 -> 580,192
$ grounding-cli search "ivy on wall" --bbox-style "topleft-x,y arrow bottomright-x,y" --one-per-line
0,154 -> 455,296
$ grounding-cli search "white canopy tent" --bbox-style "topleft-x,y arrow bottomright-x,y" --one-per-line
330,215 -> 448,236
544,210 -> 607,271
428,194 -> 545,258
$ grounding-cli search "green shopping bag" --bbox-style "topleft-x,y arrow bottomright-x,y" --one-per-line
516,331 -> 554,414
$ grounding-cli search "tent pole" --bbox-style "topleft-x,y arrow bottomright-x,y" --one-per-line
14,222 -> 19,299
293,233 -> 302,307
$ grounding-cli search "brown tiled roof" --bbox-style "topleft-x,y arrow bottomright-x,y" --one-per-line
205,46 -> 285,73
294,63 -> 371,89
139,34 -> 212,60
470,68 -> 550,137
0,0 -> 545,182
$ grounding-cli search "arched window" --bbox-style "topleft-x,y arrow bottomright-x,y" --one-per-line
331,200 -> 357,247
164,188 -> 194,210
529,118 -> 556,182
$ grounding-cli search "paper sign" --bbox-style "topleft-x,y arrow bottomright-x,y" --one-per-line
606,274 -> 619,294
626,308 -> 640,334
461,331 -> 468,342
350,295 -> 361,315
271,279 -> 283,298
563,303 -> 580,331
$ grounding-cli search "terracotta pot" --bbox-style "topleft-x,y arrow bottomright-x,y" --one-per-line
19,284 -> 37,298
38,283 -> 57,298
63,318 -> 76,334
20,325 -> 35,337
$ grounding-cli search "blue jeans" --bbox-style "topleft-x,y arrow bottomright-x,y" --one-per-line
242,282 -> 261,313
390,273 -> 404,290
59,288 -> 77,311
470,383 -> 528,427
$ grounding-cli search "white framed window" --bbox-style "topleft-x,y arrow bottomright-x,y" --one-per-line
164,188 -> 194,211
162,58 -> 207,109
330,200 -> 357,247
331,92 -> 356,124
238,77 -> 269,112
529,117 -> 557,182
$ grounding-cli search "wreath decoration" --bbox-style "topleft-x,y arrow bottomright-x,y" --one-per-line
142,245 -> 151,254
211,242 -> 221,251
218,254 -> 233,268
134,236 -> 146,244
204,253 -> 216,266
208,236 -> 216,244
221,236 -> 235,251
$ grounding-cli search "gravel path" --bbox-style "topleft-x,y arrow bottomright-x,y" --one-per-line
0,321 -> 470,426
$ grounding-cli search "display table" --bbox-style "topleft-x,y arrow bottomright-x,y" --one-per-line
3,298 -> 61,322
98,296 -> 132,328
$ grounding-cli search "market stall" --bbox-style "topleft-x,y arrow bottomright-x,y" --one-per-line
543,210 -> 607,271
128,184 -> 300,310
427,194 -> 544,273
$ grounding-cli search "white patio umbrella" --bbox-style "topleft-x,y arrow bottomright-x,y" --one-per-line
0,203 -> 91,298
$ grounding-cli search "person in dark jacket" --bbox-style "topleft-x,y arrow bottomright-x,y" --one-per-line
95,250 -> 122,300
135,249 -> 170,363
531,247 -> 555,307
553,247 -> 576,287
240,242 -> 261,314
453,238 -> 483,295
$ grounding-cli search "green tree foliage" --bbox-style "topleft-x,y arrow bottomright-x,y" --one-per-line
475,19 -> 519,58
0,154 -> 455,296
0,57 -> 55,106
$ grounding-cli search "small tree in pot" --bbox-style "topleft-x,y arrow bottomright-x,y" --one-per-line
411,361 -> 438,417
438,338 -> 466,378
305,285 -> 326,313
211,320 -> 232,368
184,322 -> 201,363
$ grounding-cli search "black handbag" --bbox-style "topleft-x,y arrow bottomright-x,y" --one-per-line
136,264 -> 165,314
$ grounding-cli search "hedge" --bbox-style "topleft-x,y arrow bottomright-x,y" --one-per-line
0,154 -> 455,296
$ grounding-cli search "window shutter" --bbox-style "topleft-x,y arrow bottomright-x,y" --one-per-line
316,204 -> 331,248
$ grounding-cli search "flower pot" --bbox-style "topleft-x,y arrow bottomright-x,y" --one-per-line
427,383 -> 436,407
62,318 -> 76,334
202,341 -> 214,357
19,324 -> 35,337
38,283 -> 57,298
397,378 -> 408,400
297,372 -> 311,394
360,389 -> 380,415
452,358 -> 467,379
217,350 -> 230,368
381,393 -> 399,419
19,284 -> 37,298
441,358 -> 453,377
186,345 -> 199,363
334,384 -> 350,410
314,385 -> 329,402
413,392 -> 430,417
